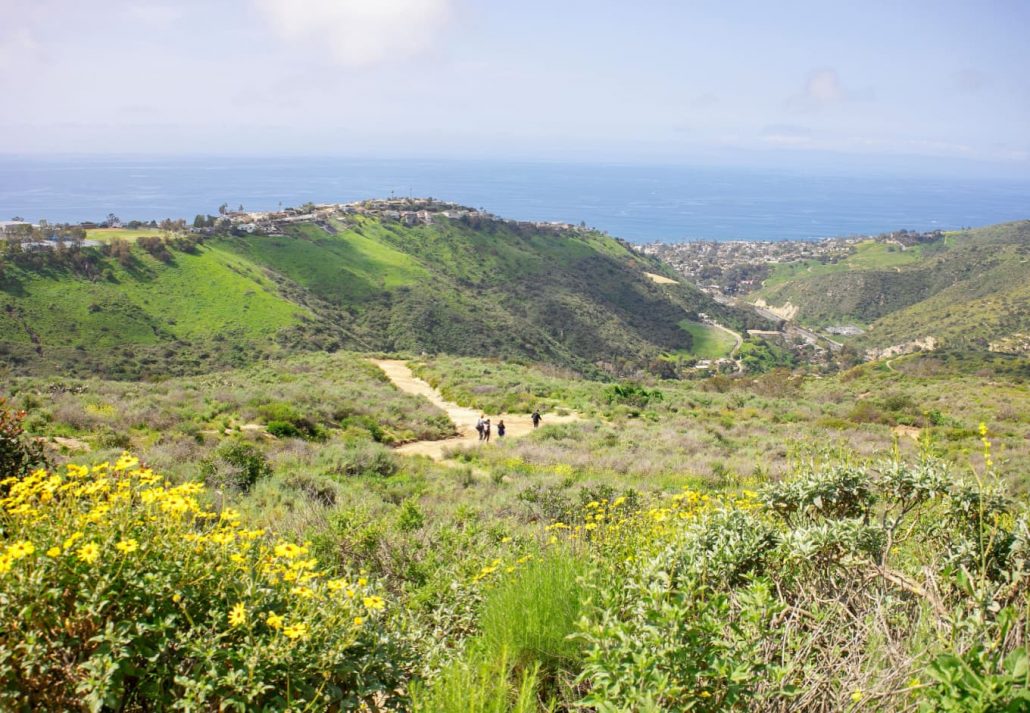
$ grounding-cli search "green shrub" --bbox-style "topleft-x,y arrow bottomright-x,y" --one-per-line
200,439 -> 272,492
604,383 -> 663,408
0,397 -> 47,488
266,419 -> 302,439
397,498 -> 426,532
320,441 -> 399,478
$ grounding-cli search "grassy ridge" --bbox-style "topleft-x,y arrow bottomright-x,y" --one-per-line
751,221 -> 1030,350
2,212 -> 765,378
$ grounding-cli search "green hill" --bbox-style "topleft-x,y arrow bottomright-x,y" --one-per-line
0,207 -> 762,378
751,220 -> 1030,351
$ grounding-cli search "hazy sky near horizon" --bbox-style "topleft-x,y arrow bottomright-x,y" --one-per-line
2,0 -> 1028,175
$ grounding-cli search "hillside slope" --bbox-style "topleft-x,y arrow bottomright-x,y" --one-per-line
0,207 -> 761,377
751,220 -> 1030,351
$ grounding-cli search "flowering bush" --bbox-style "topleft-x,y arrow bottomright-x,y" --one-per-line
0,455 -> 404,711
563,456 -> 1029,711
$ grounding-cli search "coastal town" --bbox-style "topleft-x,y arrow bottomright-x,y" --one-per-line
636,229 -> 944,295
1,198 -> 588,248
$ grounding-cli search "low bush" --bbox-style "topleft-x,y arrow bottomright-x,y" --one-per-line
200,439 -> 272,492
320,441 -> 399,479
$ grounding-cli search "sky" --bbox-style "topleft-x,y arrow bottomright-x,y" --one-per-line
1,0 -> 1029,175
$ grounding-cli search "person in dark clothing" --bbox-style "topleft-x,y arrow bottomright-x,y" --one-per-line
531,410 -> 542,428
497,420 -> 506,438
484,419 -> 491,442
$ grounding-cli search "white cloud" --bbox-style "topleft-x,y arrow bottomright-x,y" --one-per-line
805,69 -> 844,103
253,0 -> 452,67
786,68 -> 869,112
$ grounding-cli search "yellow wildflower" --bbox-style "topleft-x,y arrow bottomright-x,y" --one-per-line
228,602 -> 247,627
114,453 -> 139,471
274,542 -> 305,559
209,532 -> 235,546
266,613 -> 284,630
115,539 -> 139,554
353,616 -> 364,627
363,595 -> 385,610
851,690 -> 863,703
172,593 -> 182,603
76,542 -> 100,565
6,540 -> 35,560
282,623 -> 309,640
63,532 -> 84,550
46,546 -> 61,557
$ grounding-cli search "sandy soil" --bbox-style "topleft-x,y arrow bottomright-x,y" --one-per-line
644,271 -> 678,284
371,359 -> 580,461
39,436 -> 91,452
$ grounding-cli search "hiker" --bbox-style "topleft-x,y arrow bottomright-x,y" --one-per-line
531,410 -> 542,428
484,419 -> 491,442
497,420 -> 506,438
475,415 -> 486,441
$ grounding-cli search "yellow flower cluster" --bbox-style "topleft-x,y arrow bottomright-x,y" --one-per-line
1,454 -> 389,641
979,422 -> 993,469
540,486 -> 762,562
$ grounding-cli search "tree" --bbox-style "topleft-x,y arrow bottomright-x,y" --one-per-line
218,203 -> 228,215
105,213 -> 121,228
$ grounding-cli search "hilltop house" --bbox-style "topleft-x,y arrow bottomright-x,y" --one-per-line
0,220 -> 33,235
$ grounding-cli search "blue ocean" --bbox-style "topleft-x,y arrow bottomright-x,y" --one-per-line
1,156 -> 1027,242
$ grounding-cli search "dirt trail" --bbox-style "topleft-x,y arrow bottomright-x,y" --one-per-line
372,359 -> 580,460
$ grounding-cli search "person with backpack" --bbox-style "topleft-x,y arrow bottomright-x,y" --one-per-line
531,410 -> 542,428
475,415 -> 486,441
497,420 -> 506,438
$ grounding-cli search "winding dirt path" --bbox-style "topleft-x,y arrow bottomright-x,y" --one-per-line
372,359 -> 580,460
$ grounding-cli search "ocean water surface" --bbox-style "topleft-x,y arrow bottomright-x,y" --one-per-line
1,156 -> 1028,242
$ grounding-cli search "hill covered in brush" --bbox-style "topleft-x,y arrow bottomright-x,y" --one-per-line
0,203 -> 763,378
750,220 -> 1030,352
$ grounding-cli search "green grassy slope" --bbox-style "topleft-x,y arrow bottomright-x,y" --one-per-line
215,216 -> 762,373
1,211 -> 763,377
750,220 -> 1030,350
0,244 -> 306,376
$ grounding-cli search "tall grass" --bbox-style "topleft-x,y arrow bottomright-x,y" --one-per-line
412,549 -> 591,711
479,549 -> 590,676
411,648 -> 545,713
